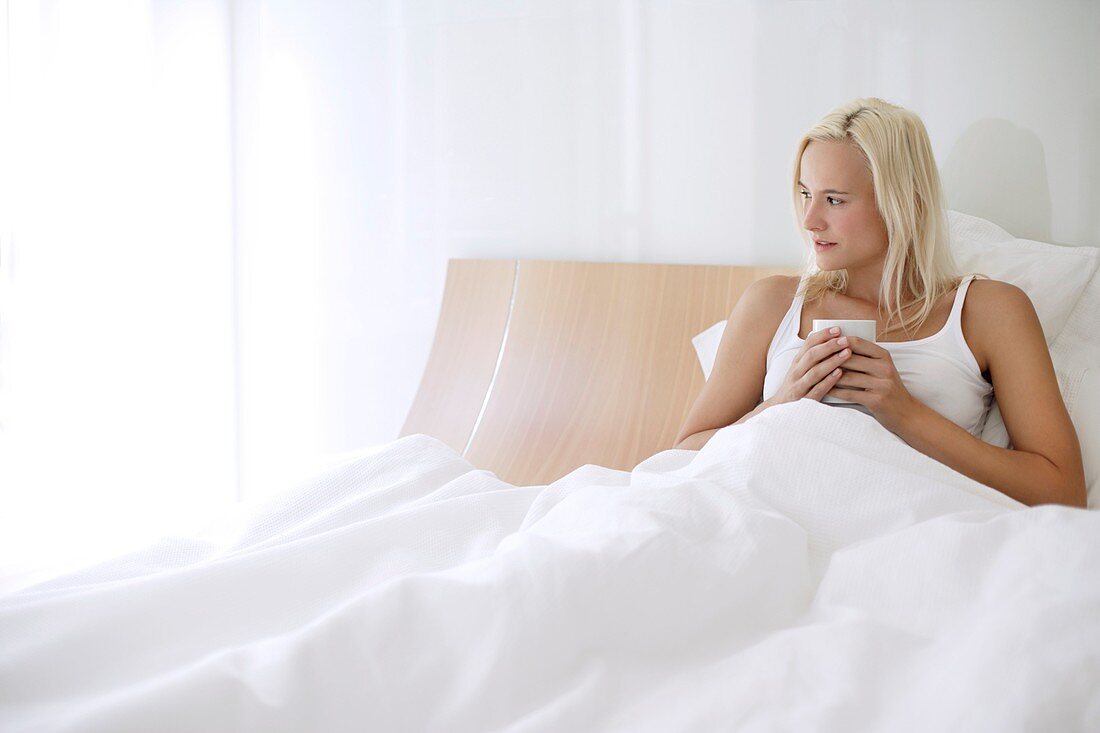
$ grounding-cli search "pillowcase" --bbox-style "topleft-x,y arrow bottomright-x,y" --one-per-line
690,210 -> 1100,506
691,319 -> 727,383
948,210 -> 1100,347
1072,367 -> 1100,508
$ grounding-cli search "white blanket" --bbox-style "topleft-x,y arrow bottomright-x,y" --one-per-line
2,398 -> 1098,732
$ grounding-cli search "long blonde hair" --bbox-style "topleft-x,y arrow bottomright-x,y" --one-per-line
791,97 -> 986,337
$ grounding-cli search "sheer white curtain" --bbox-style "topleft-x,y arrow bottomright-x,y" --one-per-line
0,0 -> 236,583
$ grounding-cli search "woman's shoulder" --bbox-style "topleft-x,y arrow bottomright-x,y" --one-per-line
731,276 -> 801,341
964,274 -> 1024,297
748,275 -> 802,315
960,276 -> 1033,375
755,274 -> 802,301
963,276 -> 1031,318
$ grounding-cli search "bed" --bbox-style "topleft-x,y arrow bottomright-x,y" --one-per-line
1,211 -> 1099,732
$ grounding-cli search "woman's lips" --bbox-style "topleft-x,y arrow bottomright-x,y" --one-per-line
814,240 -> 837,251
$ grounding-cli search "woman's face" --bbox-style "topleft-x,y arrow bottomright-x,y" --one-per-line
798,140 -> 889,274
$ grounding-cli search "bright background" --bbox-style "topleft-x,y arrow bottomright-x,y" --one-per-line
1,0 -> 1097,583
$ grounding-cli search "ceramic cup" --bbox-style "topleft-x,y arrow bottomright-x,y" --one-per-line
812,319 -> 877,405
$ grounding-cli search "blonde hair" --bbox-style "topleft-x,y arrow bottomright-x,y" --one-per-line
791,97 -> 987,338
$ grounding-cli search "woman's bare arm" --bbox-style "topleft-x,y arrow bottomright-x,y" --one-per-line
672,277 -> 790,450
673,396 -> 781,450
891,283 -> 1086,507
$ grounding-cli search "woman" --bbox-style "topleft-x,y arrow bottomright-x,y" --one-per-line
674,97 -> 1087,508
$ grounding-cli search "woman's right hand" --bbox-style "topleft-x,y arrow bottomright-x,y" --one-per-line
772,327 -> 852,404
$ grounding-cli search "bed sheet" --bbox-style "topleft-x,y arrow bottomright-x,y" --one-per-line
1,398 -> 1098,732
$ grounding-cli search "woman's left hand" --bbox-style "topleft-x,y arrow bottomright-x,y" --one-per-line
827,335 -> 920,433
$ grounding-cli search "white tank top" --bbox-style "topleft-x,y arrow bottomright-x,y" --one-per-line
761,275 -> 995,437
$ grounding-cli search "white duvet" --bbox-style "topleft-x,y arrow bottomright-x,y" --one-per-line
2,398 -> 1098,732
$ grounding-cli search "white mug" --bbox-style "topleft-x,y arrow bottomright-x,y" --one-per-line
812,319 -> 877,405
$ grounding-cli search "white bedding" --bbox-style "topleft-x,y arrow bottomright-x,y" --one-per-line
2,398 -> 1098,732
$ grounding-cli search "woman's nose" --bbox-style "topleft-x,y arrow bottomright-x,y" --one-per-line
802,197 -> 824,231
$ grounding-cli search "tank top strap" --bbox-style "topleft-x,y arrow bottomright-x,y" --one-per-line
766,282 -> 806,363
788,276 -> 813,337
787,289 -> 805,337
945,274 -> 985,376
948,274 -> 978,325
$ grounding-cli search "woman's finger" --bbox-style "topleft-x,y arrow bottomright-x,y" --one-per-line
842,335 -> 888,358
835,370 -> 872,390
804,347 -> 851,390
836,352 -> 866,370
808,365 -> 845,401
827,386 -> 866,405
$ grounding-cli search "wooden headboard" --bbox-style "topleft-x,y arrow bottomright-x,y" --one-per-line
400,259 -> 800,486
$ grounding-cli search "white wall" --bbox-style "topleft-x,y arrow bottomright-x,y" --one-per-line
231,0 -> 1100,499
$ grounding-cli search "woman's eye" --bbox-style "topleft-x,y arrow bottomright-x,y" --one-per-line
799,191 -> 842,206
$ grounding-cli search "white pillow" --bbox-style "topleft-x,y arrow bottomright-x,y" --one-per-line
1073,367 -> 1100,508
690,210 -> 1100,505
948,210 -> 1100,347
691,320 -> 727,383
